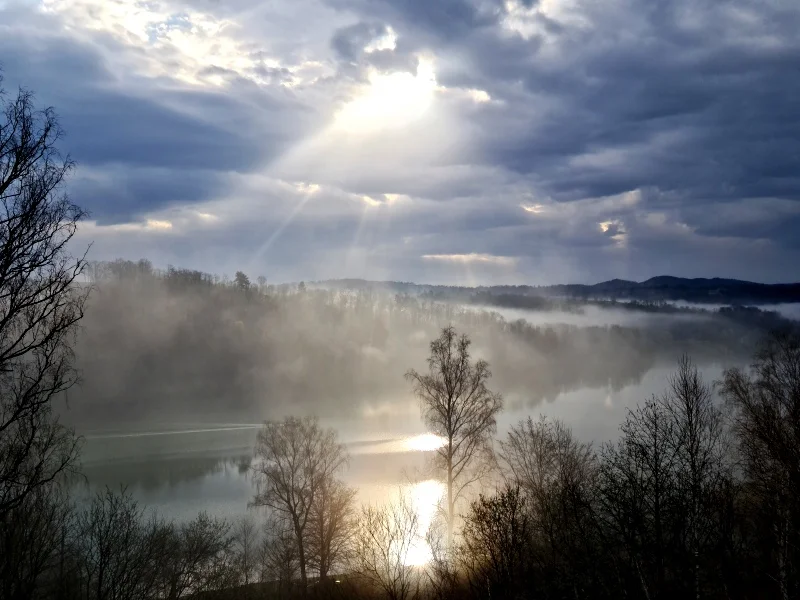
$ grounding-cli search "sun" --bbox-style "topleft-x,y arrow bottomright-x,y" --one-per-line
333,59 -> 437,134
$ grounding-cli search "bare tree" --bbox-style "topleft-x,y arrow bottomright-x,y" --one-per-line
258,515 -> 300,596
721,331 -> 800,600
425,521 -> 462,600
595,358 -> 732,599
75,487 -> 173,600
500,416 -> 600,597
250,416 -> 348,589
0,483 -> 73,600
501,415 -> 595,509
405,326 -> 503,548
232,515 -> 260,593
351,493 -> 422,600
459,485 -> 532,600
598,397 -> 677,600
662,355 -> 728,598
156,511 -> 235,599
308,477 -> 356,581
0,75 -> 87,517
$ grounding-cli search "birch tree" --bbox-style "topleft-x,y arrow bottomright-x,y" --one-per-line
406,326 -> 503,549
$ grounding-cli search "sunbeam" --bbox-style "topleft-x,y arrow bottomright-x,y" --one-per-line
248,184 -> 319,267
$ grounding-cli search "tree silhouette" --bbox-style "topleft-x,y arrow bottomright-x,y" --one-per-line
406,326 -> 503,549
0,75 -> 87,517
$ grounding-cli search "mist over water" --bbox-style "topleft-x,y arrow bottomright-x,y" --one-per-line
74,363 -> 732,523
63,264 -> 795,536
472,303 -> 719,329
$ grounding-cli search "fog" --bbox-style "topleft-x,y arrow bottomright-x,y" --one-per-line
59,260 -> 799,523
472,303 -> 719,329
73,361 -> 728,523
634,299 -> 800,321
66,260 -> 775,430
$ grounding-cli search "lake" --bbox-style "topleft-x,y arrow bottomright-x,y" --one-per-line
74,363 -> 733,525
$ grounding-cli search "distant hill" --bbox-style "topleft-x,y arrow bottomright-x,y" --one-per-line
315,276 -> 800,305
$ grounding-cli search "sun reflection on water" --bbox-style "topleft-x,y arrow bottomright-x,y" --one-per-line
403,433 -> 447,452
404,479 -> 445,566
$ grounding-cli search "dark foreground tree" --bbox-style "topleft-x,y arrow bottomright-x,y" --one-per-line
597,358 -> 733,599
0,75 -> 87,517
258,515 -> 300,595
501,416 -> 601,597
231,515 -> 259,593
459,485 -> 532,600
308,477 -> 356,580
250,416 -> 349,590
662,355 -> 729,598
721,330 -> 800,600
0,483 -> 73,599
406,326 -> 503,549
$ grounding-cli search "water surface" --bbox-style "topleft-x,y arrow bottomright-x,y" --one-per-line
76,363 -> 732,522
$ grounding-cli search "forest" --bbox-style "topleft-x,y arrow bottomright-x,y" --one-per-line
3,65 -> 800,600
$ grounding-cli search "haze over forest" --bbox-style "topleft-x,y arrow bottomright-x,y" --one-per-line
68,259 -> 796,429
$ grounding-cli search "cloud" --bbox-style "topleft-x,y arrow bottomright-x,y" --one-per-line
422,253 -> 517,266
2,0 -> 799,283
332,22 -> 392,61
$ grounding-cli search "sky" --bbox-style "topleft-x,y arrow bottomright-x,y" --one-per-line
1,0 -> 798,285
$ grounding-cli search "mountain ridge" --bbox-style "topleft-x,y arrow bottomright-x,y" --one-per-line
314,276 -> 800,304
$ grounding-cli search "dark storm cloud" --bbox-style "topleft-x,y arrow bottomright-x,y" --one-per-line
71,168 -> 229,224
331,22 -> 390,61
61,92 -> 266,171
493,6 -> 799,209
326,0 -> 504,42
0,34 -> 260,167
320,0 -> 800,215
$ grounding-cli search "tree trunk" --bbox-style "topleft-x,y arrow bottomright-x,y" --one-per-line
777,507 -> 789,600
635,558 -> 652,600
447,449 -> 454,552
294,519 -> 308,593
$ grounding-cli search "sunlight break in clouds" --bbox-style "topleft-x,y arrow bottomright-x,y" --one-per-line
41,0 -> 295,86
333,58 -> 438,134
364,25 -> 398,53
522,204 -> 546,214
88,218 -> 174,233
599,220 -> 628,248
423,253 -> 517,267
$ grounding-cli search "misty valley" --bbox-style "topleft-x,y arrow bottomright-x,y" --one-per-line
6,244 -> 800,600
48,259 -> 798,598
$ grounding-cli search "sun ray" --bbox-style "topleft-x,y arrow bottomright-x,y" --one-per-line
345,203 -> 372,272
248,185 -> 318,267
